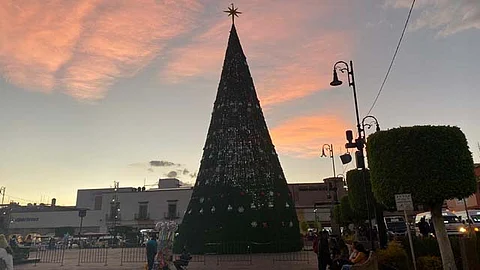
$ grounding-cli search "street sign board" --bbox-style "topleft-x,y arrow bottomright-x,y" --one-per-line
395,193 -> 414,211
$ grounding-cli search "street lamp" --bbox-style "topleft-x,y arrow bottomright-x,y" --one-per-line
361,115 -> 380,135
321,144 -> 336,177
336,174 -> 347,190
330,60 -> 375,250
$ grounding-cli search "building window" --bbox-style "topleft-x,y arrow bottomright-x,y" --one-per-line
137,202 -> 149,220
167,200 -> 178,219
94,196 -> 102,210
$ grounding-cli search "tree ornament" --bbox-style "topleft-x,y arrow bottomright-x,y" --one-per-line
211,206 -> 216,213
285,202 -> 290,208
238,206 -> 245,213
289,221 -> 293,227
251,221 -> 257,228
199,208 -> 204,214
227,205 -> 233,211
200,197 -> 205,203
250,203 -> 256,209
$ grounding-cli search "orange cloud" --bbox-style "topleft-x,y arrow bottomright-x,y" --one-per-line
0,0 -> 203,100
270,115 -> 350,158
162,1 -> 352,107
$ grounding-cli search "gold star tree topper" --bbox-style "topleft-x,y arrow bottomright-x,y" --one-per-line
224,3 -> 241,24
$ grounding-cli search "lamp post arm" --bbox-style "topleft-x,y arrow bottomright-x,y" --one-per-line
333,61 -> 349,71
348,61 -> 362,140
331,144 -> 336,177
361,115 -> 381,138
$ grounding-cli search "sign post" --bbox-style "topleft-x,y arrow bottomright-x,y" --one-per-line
395,194 -> 416,270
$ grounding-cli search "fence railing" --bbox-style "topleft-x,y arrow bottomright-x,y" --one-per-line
32,244 -> 66,266
173,254 -> 206,265
272,251 -> 309,264
28,241 -> 311,267
77,246 -> 108,266
120,246 -> 146,265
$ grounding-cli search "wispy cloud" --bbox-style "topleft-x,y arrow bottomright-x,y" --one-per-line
385,0 -> 480,36
149,160 -> 181,167
161,1 -> 352,107
270,115 -> 349,158
0,0 -> 203,100
130,160 -> 197,179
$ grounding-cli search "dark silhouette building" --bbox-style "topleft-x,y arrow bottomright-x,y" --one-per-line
174,23 -> 301,253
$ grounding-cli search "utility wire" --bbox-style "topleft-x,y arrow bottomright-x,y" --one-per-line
366,0 -> 416,115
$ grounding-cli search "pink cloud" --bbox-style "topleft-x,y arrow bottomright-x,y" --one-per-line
270,115 -> 350,158
0,0 -> 203,100
161,1 -> 352,107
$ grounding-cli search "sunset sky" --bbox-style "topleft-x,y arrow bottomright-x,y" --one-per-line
0,0 -> 479,206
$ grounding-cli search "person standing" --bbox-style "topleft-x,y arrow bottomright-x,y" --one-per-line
418,217 -> 430,237
317,230 -> 331,270
0,234 -> 14,270
146,235 -> 158,270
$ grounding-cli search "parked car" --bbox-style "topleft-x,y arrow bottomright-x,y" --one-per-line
414,210 -> 465,236
455,210 -> 480,232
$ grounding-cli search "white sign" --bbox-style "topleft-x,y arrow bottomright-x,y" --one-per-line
395,193 -> 414,211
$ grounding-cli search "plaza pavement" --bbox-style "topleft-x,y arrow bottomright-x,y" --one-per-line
14,248 -> 319,270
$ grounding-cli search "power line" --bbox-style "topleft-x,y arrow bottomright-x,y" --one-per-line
366,0 -> 416,115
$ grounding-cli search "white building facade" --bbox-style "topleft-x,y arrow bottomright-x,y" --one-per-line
5,179 -> 193,235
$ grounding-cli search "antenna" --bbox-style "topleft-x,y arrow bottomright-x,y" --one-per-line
0,187 -> 5,205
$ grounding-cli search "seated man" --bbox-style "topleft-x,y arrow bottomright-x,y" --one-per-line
174,247 -> 192,270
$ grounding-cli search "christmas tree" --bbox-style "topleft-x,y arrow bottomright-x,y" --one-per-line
174,8 -> 301,254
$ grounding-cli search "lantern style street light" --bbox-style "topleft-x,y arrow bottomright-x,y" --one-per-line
330,60 -> 375,250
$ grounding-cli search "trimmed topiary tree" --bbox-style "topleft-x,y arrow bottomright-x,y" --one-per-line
367,126 -> 476,270
340,195 -> 355,225
346,169 -> 374,221
346,169 -> 388,248
334,195 -> 355,227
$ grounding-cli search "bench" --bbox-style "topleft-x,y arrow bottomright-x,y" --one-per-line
351,251 -> 379,270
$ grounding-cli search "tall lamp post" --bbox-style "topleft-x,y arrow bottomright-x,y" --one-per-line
330,60 -> 375,250
361,115 -> 389,248
321,144 -> 336,177
321,144 -> 342,236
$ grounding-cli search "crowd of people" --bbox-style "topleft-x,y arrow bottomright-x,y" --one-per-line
417,217 -> 435,237
145,235 -> 191,270
313,230 -> 369,270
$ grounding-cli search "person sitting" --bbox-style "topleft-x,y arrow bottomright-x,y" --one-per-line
340,242 -> 368,270
330,239 -> 351,270
174,247 -> 191,270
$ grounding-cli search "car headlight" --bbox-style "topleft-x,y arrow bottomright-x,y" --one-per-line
459,227 -> 467,233
475,228 -> 479,232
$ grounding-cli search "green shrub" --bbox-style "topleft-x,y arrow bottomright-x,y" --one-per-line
417,256 -> 442,270
399,236 -> 465,269
377,241 -> 410,270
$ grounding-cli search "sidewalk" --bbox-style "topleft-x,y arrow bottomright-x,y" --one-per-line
14,249 -> 319,270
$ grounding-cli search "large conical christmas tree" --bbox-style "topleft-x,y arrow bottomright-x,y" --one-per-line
174,18 -> 301,254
